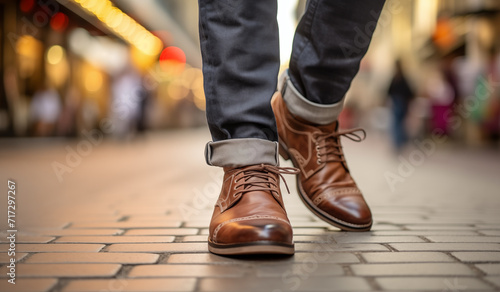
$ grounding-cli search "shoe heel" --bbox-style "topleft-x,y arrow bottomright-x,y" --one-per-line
278,143 -> 290,161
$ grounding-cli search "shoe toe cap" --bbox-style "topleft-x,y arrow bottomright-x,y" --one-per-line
318,194 -> 372,227
214,218 -> 293,245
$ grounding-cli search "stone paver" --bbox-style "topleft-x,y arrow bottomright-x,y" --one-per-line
372,230 -> 479,236
70,221 -> 181,229
0,278 -> 58,292
333,235 -> 425,243
0,244 -> 105,252
480,230 -> 500,236
295,243 -> 389,252
124,228 -> 199,235
181,235 -> 209,242
62,278 -> 197,292
360,252 -> 455,263
129,264 -> 247,278
376,277 -> 492,291
0,263 -> 121,278
107,243 -> 208,253
255,263 -> 344,277
452,252 -> 500,262
55,236 -> 175,243
22,229 -> 124,236
0,235 -> 55,243
485,276 -> 500,288
404,225 -> 478,230
0,252 -> 28,263
351,263 -> 475,276
199,277 -> 371,291
426,235 -> 500,243
25,253 -> 160,264
475,264 -> 500,275
390,243 -> 500,251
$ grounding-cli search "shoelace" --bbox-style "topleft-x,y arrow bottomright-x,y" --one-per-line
233,164 -> 299,197
315,128 -> 366,163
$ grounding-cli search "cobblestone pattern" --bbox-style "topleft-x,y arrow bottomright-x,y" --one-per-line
1,130 -> 499,292
1,207 -> 500,292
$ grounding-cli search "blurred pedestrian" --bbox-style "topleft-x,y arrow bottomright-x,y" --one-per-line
110,64 -> 142,139
387,60 -> 414,152
29,82 -> 62,136
198,0 -> 385,255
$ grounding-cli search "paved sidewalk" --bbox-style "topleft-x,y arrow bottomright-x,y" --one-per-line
1,128 -> 499,292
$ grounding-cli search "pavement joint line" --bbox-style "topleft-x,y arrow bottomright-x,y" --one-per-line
117,215 -> 130,222
174,236 -> 187,243
467,262 -> 490,277
484,276 -> 500,289
48,278 -> 65,292
193,277 -> 202,292
365,276 -> 382,291
99,244 -> 112,252
116,264 -> 135,278
47,237 -> 58,244
398,224 -> 410,231
443,251 -> 463,263
381,243 -> 398,252
342,265 -> 353,276
157,253 -> 171,264
16,252 -> 35,264
418,235 -> 432,243
353,252 -> 367,264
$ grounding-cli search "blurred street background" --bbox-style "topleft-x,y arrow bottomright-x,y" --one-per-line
0,0 -> 499,148
1,1 -> 500,291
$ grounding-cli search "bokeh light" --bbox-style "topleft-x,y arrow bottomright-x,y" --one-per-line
50,12 -> 69,32
16,35 -> 43,78
159,46 -> 186,75
84,70 -> 104,92
19,0 -> 35,13
47,45 -> 65,65
73,0 -> 163,56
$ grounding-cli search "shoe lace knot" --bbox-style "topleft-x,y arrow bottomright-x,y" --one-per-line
314,128 -> 366,164
233,164 -> 299,197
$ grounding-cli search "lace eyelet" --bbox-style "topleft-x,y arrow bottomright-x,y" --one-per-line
317,159 -> 322,164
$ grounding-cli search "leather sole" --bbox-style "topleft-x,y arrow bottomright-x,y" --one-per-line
208,239 -> 294,255
278,141 -> 372,232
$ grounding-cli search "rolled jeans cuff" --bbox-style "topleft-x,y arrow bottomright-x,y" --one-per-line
205,138 -> 279,167
278,71 -> 344,125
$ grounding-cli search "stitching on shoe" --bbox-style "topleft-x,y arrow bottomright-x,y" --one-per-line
298,183 -> 371,228
212,215 -> 291,243
216,174 -> 235,212
312,188 -> 362,205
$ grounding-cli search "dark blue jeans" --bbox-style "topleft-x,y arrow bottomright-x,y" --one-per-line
199,0 -> 385,166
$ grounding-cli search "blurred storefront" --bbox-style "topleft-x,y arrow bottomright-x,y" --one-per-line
0,0 -> 205,138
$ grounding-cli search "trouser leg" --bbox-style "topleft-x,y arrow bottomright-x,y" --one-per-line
198,0 -> 280,167
282,0 -> 386,124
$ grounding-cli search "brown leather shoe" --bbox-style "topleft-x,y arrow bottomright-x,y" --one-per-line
208,164 -> 299,255
272,92 -> 372,231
